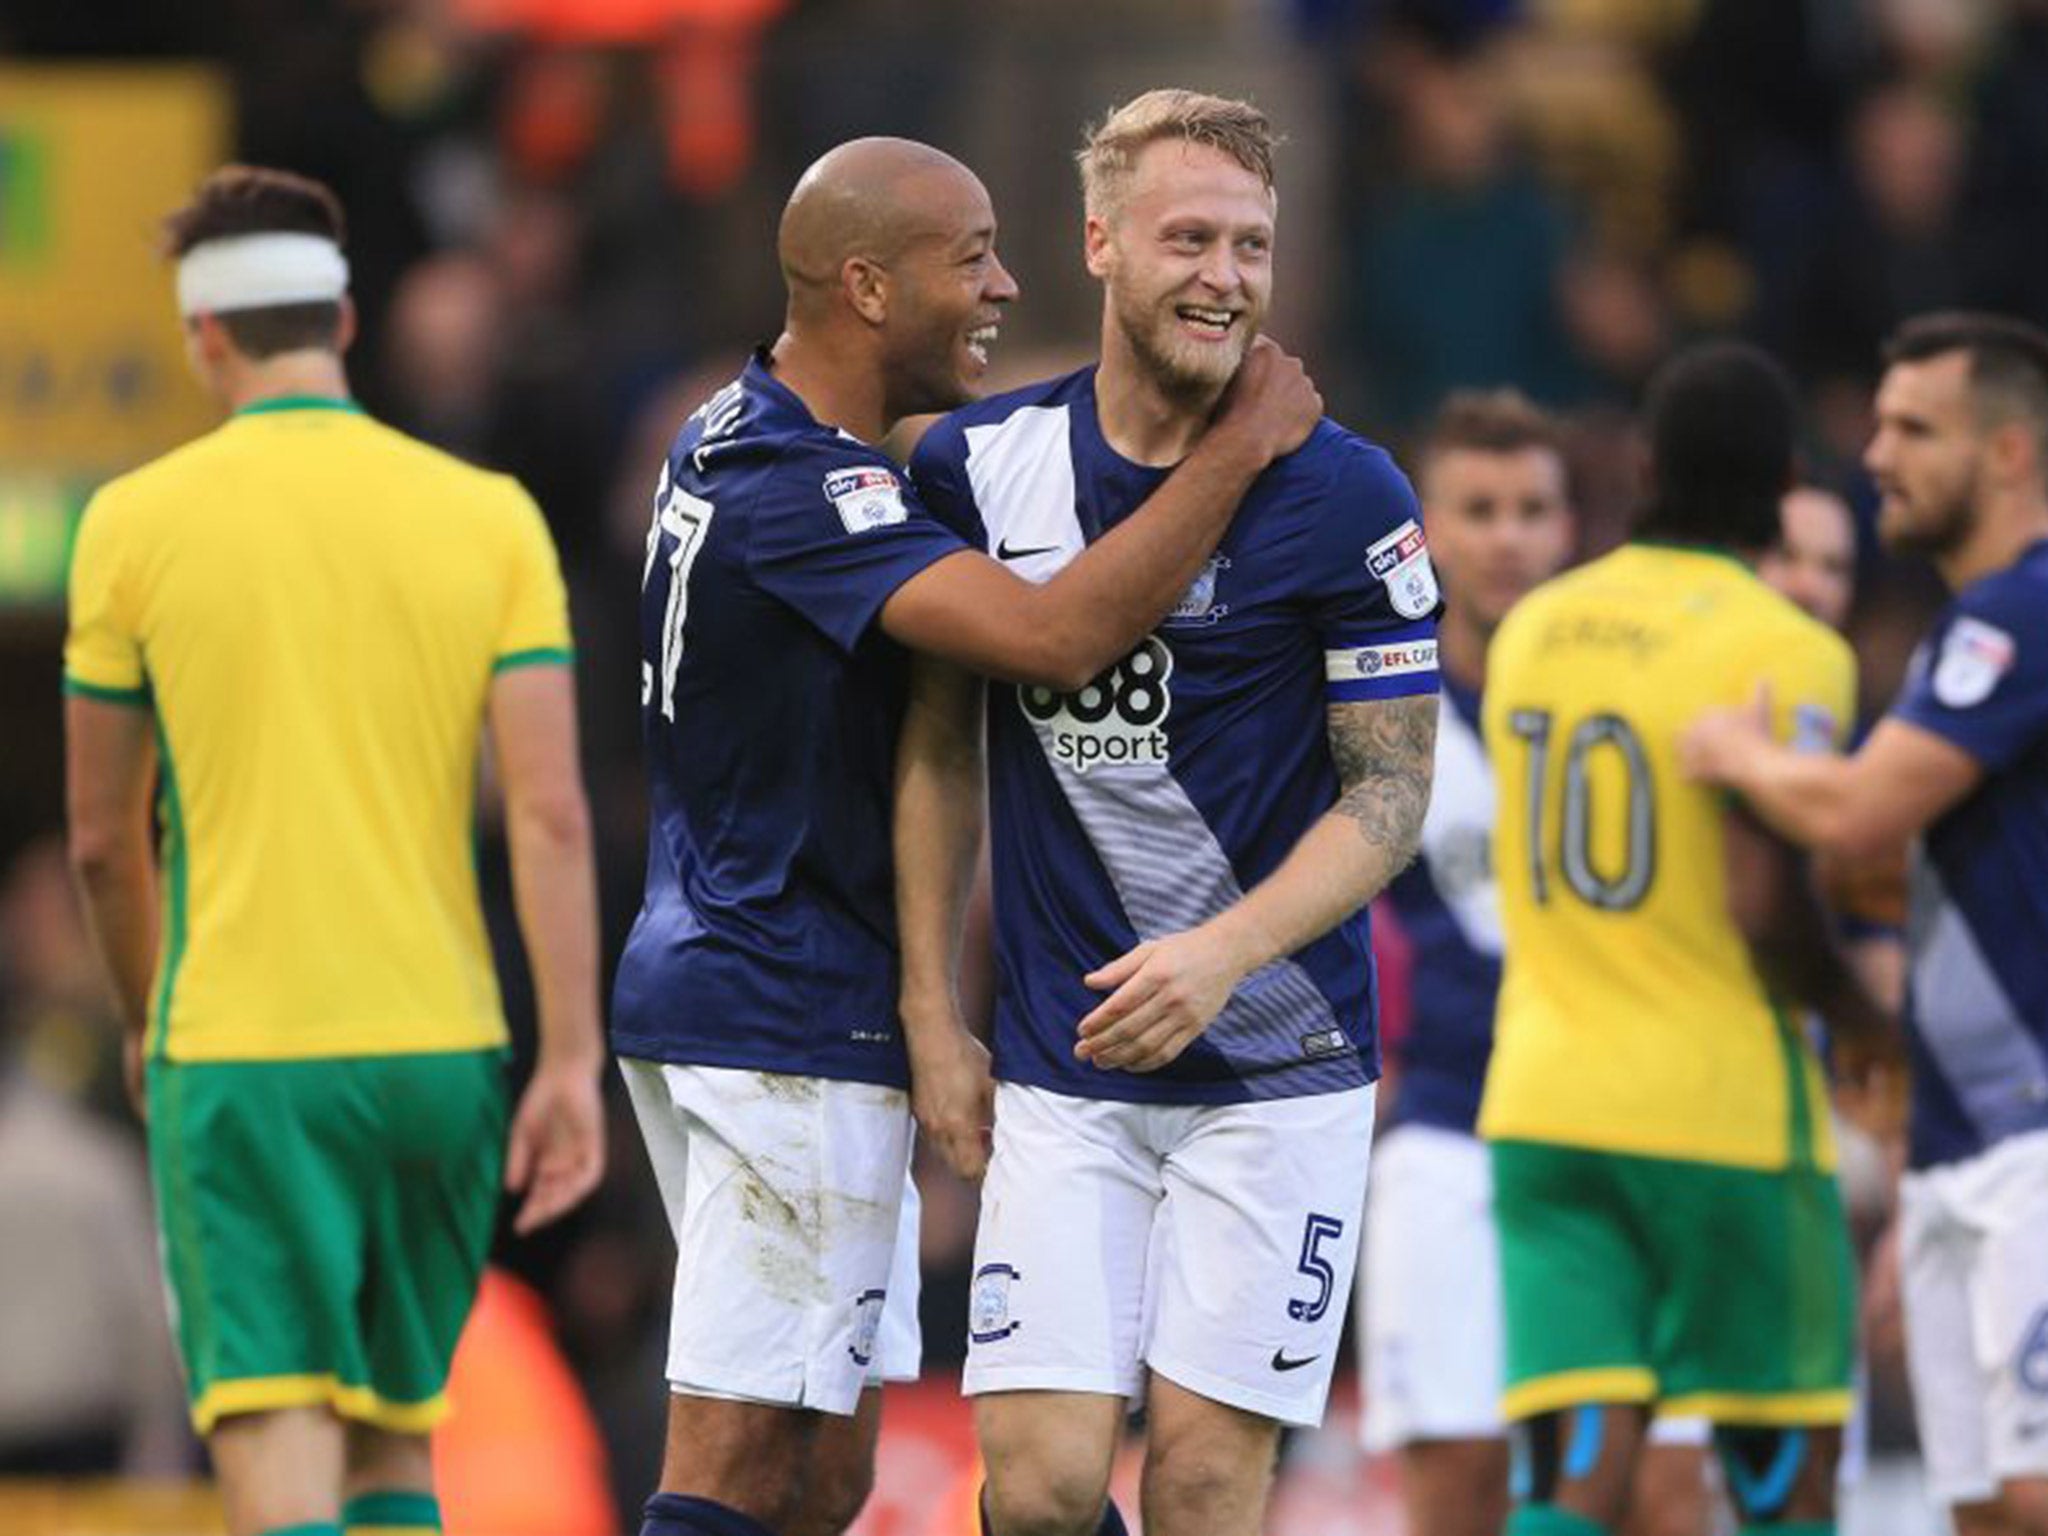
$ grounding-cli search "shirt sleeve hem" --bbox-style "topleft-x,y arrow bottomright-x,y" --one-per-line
1326,674 -> 1439,704
831,540 -> 973,654
492,646 -> 577,674
63,675 -> 152,706
1889,702 -> 2000,772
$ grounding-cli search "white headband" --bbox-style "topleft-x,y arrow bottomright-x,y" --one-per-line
176,232 -> 350,318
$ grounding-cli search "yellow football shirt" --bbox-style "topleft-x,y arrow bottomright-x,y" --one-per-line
64,398 -> 573,1062
1477,543 -> 1855,1171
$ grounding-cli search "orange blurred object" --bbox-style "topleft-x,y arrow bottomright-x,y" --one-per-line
455,0 -> 785,46
655,24 -> 761,200
434,1268 -> 617,1536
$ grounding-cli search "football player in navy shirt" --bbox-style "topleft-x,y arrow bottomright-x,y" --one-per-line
614,137 -> 1322,1536
897,92 -> 1437,1536
1686,312 -> 2048,1536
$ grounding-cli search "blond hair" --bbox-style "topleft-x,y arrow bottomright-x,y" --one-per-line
1076,89 -> 1277,219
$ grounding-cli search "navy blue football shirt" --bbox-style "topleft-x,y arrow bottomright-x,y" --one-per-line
911,366 -> 1438,1105
1381,676 -> 1504,1134
1890,539 -> 2048,1168
612,352 -> 968,1085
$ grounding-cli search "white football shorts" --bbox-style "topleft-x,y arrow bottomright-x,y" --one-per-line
1901,1128 -> 2048,1504
621,1058 -> 921,1417
1360,1121 -> 1709,1451
963,1081 -> 1374,1428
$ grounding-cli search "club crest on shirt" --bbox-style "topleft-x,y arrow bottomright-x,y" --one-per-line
822,466 -> 909,534
1165,554 -> 1231,628
1366,519 -> 1440,620
1932,616 -> 2015,709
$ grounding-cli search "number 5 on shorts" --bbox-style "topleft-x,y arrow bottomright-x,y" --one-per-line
1287,1213 -> 1346,1323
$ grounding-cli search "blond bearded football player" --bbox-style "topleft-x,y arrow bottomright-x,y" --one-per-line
895,91 -> 1438,1536
612,137 -> 1322,1536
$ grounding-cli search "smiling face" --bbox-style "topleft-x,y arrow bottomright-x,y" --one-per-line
1086,138 -> 1275,399
879,163 -> 1019,417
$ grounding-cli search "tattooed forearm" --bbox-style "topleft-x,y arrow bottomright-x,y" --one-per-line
1328,695 -> 1436,864
1186,693 -> 1437,972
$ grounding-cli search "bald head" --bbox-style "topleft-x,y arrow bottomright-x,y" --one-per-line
778,138 -> 988,308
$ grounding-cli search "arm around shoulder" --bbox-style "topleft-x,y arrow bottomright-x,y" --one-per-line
879,340 -> 1322,688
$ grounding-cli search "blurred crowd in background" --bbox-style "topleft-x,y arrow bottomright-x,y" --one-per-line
5,0 -> 2048,1528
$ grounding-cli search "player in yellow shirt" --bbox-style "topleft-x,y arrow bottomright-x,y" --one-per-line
1478,343 -> 1897,1536
63,166 -> 606,1536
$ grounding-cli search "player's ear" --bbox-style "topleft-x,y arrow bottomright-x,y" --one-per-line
843,256 -> 889,326
191,311 -> 234,369
334,294 -> 358,356
1083,213 -> 1115,280
1987,417 -> 2040,488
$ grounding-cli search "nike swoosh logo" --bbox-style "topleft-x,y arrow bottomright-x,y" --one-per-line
1270,1350 -> 1320,1373
997,539 -> 1059,561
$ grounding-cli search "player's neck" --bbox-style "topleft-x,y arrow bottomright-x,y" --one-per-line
768,330 -> 889,444
1939,490 -> 2048,591
219,350 -> 351,414
1438,607 -> 1490,693
1093,336 -> 1221,468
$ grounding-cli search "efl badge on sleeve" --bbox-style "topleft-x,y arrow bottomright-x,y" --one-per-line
1932,616 -> 2016,709
1789,703 -> 1840,754
823,466 -> 909,534
1367,519 -> 1440,620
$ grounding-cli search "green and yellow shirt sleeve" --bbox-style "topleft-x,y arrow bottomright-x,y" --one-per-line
63,485 -> 152,705
492,484 -> 575,674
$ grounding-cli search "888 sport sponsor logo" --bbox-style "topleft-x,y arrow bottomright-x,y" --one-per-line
1020,636 -> 1173,773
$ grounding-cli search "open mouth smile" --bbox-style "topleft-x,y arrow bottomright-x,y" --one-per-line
1176,305 -> 1240,340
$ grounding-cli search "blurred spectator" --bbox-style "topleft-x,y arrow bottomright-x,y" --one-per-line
1790,81 -> 1976,386
0,843 -> 188,1476
1761,485 -> 1859,632
1668,0 -> 1864,333
1960,1 -> 2048,330
0,835 -> 126,1115
1346,21 -> 1586,425
384,250 -> 507,459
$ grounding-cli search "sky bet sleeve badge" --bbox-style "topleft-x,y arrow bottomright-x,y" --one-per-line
823,465 -> 910,535
1367,519 -> 1440,620
1932,615 -> 2016,709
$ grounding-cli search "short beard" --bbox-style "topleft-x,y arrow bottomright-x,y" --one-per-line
1881,476 -> 1979,561
1114,292 -> 1248,403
